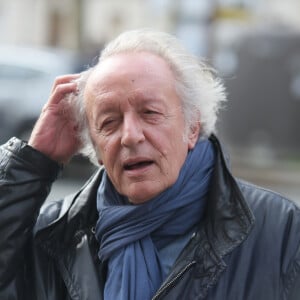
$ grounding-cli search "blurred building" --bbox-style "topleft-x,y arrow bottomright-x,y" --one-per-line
0,0 -> 176,51
211,0 -> 300,160
1,0 -> 299,45
1,0 -> 300,53
216,27 -> 300,158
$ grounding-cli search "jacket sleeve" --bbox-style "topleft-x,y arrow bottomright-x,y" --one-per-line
0,137 -> 61,289
281,201 -> 300,300
286,242 -> 300,300
287,256 -> 300,300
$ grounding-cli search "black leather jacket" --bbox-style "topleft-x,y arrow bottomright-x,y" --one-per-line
1,136 -> 300,300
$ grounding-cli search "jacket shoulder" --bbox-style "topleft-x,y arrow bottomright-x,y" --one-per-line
238,180 -> 300,284
34,169 -> 103,234
237,179 -> 300,240
238,179 -> 300,216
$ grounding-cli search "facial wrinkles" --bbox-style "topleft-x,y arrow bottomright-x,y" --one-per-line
89,56 -> 182,136
86,58 -> 178,117
108,103 -> 172,179
87,90 -> 185,167
91,89 -> 163,131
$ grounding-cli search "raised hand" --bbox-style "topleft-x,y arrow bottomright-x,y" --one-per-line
28,74 -> 82,164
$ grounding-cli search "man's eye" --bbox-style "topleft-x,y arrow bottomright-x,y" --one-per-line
102,119 -> 115,126
98,119 -> 118,133
144,110 -> 158,115
142,110 -> 165,124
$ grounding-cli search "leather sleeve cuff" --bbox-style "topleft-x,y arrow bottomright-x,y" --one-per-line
1,137 -> 62,181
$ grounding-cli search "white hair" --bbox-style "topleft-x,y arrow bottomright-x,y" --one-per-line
72,29 -> 227,166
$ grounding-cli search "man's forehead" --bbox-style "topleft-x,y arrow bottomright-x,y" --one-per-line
91,52 -> 173,80
86,58 -> 174,92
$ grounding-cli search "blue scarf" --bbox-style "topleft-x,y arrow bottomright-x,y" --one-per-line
95,139 -> 215,300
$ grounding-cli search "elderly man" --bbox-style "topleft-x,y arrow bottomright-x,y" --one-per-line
0,29 -> 300,300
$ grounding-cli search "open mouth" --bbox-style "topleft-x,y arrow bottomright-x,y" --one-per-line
124,160 -> 153,171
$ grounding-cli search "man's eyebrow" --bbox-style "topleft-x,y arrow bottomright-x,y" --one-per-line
90,96 -> 120,118
133,91 -> 167,104
96,102 -> 120,115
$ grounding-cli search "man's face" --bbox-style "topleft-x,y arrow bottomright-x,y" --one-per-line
84,52 -> 199,204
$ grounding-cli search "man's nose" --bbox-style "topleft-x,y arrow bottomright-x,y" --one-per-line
121,114 -> 145,147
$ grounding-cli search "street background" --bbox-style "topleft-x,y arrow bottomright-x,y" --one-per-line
1,0 -> 300,205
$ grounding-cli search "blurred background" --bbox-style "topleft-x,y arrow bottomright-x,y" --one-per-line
0,0 -> 299,203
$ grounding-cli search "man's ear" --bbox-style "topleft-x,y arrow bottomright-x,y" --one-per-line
188,121 -> 200,150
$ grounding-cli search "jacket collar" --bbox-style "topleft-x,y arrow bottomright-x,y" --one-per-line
207,135 -> 255,257
152,135 -> 255,299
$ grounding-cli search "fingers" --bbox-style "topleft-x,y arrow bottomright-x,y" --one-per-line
50,82 -> 78,105
51,73 -> 81,93
47,74 -> 81,107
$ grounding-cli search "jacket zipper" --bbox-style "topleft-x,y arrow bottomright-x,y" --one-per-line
152,261 -> 197,300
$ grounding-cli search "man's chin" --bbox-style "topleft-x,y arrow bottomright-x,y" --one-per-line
124,183 -> 158,205
118,175 -> 169,204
